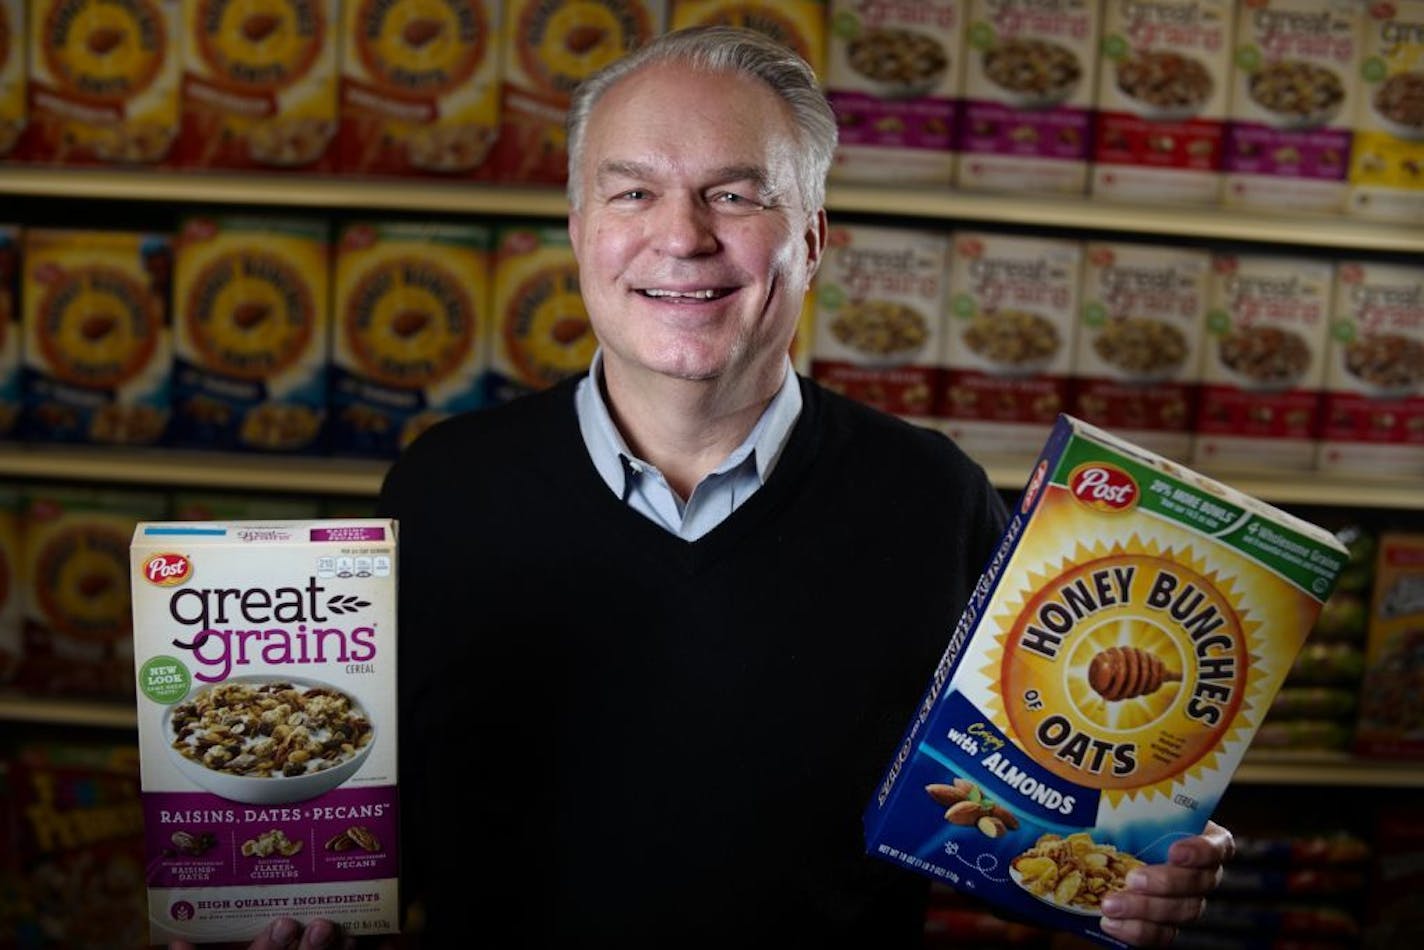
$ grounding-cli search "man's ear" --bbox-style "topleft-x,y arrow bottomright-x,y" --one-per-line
804,207 -> 828,280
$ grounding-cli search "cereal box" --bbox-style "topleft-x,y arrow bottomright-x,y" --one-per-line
487,223 -> 595,405
810,223 -> 951,427
671,1 -> 828,77
1073,241 -> 1211,461
941,231 -> 1082,458
336,0 -> 502,177
491,0 -> 664,184
21,0 -> 181,165
1222,0 -> 1364,215
0,0 -> 23,160
1193,253 -> 1334,471
169,214 -> 330,453
1090,0 -> 1235,205
825,0 -> 965,186
0,484 -> 20,685
1348,0 -> 1424,223
955,0 -> 1101,195
19,228 -> 174,446
176,0 -> 340,171
865,414 -> 1348,946
130,519 -> 399,944
330,220 -> 492,457
1317,260 -> 1424,475
1353,532 -> 1424,758
0,222 -> 18,435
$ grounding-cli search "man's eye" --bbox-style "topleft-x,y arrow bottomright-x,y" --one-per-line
616,189 -> 649,201
713,191 -> 762,208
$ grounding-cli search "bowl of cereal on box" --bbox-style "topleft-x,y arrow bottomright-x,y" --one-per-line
1247,60 -> 1345,130
165,676 -> 375,804
961,309 -> 1062,376
982,37 -> 1082,109
846,26 -> 951,100
1115,50 -> 1213,122
828,299 -> 932,366
1370,70 -> 1424,142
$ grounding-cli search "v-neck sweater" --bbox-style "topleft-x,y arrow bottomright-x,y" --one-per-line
379,374 -> 1008,948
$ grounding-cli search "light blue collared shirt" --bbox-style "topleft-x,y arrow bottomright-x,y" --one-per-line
575,350 -> 803,541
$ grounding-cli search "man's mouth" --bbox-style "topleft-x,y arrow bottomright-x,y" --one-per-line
636,287 -> 732,300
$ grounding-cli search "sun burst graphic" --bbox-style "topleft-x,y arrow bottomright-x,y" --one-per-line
981,534 -> 1268,806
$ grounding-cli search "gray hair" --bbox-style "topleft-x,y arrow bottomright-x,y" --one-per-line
565,25 -> 837,213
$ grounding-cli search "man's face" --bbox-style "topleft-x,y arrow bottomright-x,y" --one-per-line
568,62 -> 825,393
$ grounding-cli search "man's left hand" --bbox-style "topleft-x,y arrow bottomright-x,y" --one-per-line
1098,820 -> 1235,947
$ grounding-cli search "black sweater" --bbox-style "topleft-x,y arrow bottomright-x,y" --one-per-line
378,375 -> 1008,948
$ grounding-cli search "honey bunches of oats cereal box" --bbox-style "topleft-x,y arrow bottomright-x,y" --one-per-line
865,415 -> 1347,947
131,519 -> 399,944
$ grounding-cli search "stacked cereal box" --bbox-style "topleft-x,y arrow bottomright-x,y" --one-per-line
0,0 -> 22,160
329,220 -> 492,457
0,222 -> 17,434
1090,0 -> 1234,205
810,223 -> 952,428
1353,531 -> 1424,757
1348,0 -> 1424,222
491,0 -> 663,184
21,0 -> 181,166
176,0 -> 340,172
1193,253 -> 1334,470
1222,0 -> 1364,215
955,0 -> 1100,195
336,0 -> 502,178
169,215 -> 330,453
941,231 -> 1081,458
671,1 -> 828,77
0,485 -> 19,685
1073,242 -> 1211,461
1317,260 -> 1424,475
865,414 -> 1348,946
130,519 -> 399,944
825,0 -> 964,186
19,228 -> 174,446
486,223 -> 594,406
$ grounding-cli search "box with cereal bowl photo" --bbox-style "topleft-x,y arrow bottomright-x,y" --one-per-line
865,415 -> 1347,946
130,520 -> 398,944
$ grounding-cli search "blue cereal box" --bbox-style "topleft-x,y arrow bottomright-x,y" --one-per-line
864,414 -> 1348,945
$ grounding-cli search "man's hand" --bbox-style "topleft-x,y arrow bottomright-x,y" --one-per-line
1098,820 -> 1235,947
168,918 -> 354,950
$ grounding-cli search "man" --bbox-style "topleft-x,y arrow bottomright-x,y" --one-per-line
188,25 -> 1231,950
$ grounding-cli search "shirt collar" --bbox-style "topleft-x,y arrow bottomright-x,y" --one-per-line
575,349 -> 803,499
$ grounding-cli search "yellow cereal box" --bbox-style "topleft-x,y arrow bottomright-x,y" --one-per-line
671,1 -> 828,77
177,0 -> 339,171
22,0 -> 181,165
1348,0 -> 1424,223
487,224 -> 595,404
170,215 -> 329,452
0,223 -> 18,435
330,220 -> 492,456
492,0 -> 664,183
20,228 -> 173,445
866,415 -> 1347,946
0,0 -> 24,159
1353,532 -> 1424,758
337,0 -> 502,177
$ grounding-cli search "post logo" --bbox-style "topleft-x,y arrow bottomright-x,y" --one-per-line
142,553 -> 192,586
1068,463 -> 1138,512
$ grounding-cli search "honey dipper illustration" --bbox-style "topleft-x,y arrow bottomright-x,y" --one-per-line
1088,646 -> 1181,701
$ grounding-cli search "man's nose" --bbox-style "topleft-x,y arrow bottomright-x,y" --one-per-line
652,193 -> 718,257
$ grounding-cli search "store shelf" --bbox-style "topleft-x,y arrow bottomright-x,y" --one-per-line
0,693 -> 137,730
2,167 -> 1421,254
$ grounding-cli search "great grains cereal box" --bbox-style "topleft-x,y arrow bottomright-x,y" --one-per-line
825,0 -> 966,186
1090,0 -> 1234,205
330,220 -> 492,457
810,223 -> 951,427
1348,0 -> 1424,223
1192,253 -> 1334,471
1073,242 -> 1211,461
487,223 -> 595,405
337,0 -> 502,177
176,0 -> 339,171
671,1 -> 828,76
492,0 -> 663,184
130,519 -> 399,944
865,414 -> 1347,947
1316,260 -> 1424,475
22,0 -> 181,165
170,215 -> 330,453
956,0 -> 1101,195
19,228 -> 174,446
1222,0 -> 1364,215
0,0 -> 23,160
